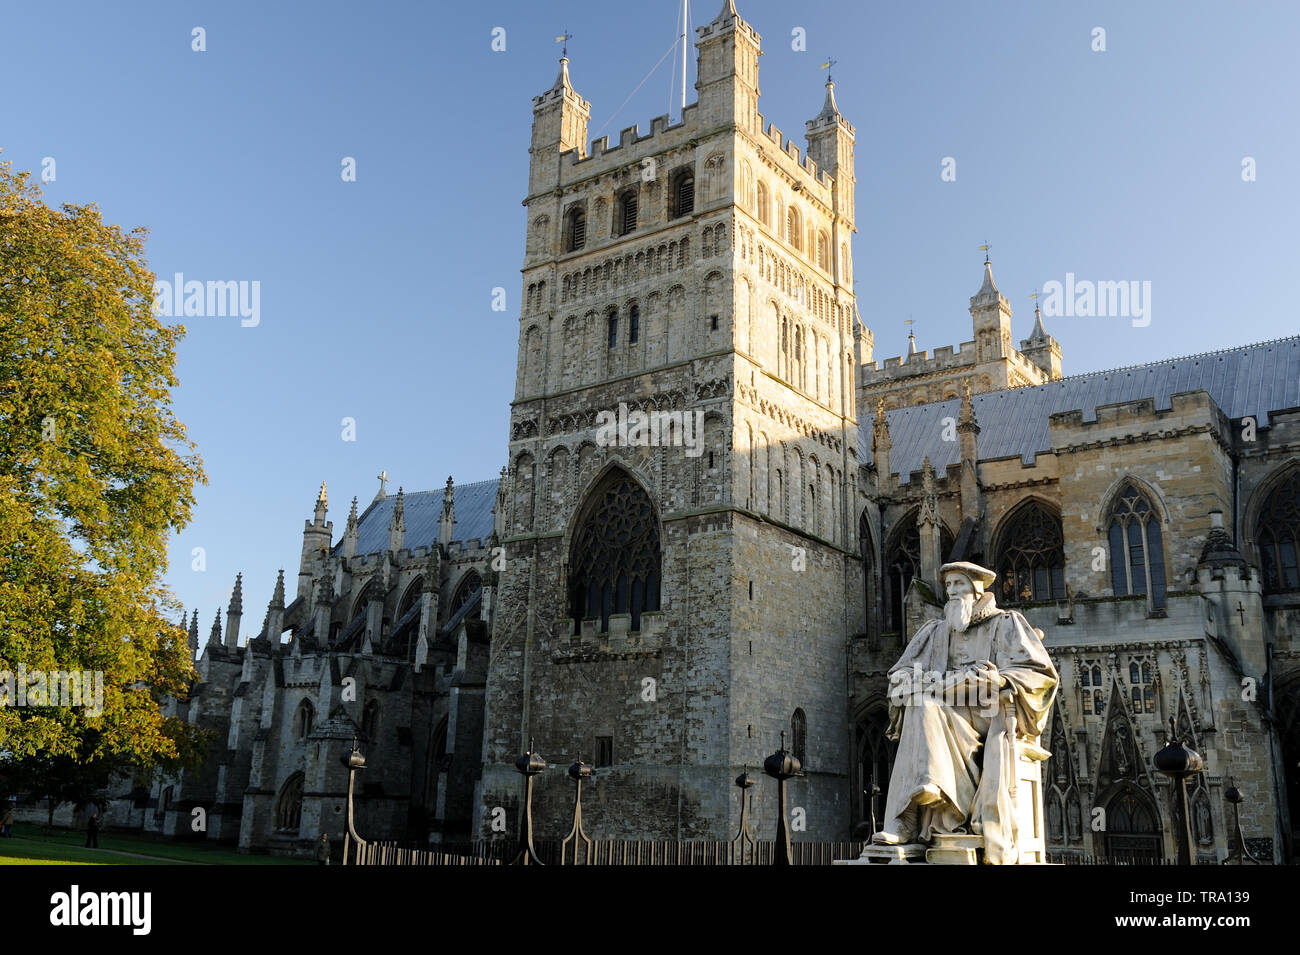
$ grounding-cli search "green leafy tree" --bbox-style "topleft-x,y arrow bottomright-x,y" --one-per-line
0,158 -> 207,789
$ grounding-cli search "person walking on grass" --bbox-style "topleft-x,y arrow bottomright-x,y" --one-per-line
1,805 -> 12,838
317,833 -> 331,866
85,811 -> 100,849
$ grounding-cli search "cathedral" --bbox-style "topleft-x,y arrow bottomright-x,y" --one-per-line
137,1 -> 1297,862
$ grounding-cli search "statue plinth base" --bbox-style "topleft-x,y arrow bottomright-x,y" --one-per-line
925,832 -> 983,865
836,843 -> 929,865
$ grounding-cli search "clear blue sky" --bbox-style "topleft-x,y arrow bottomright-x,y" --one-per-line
2,1 -> 1296,637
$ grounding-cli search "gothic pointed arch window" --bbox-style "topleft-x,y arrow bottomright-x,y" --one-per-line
294,699 -> 315,740
883,512 -> 954,635
853,708 -> 895,835
1107,480 -> 1167,611
569,468 -> 662,634
1256,468 -> 1300,593
757,181 -> 770,227
787,206 -> 802,252
859,510 -> 878,646
994,500 -> 1065,604
276,772 -> 304,833
448,570 -> 482,619
362,699 -> 380,743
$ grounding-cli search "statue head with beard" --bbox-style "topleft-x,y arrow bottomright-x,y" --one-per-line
941,561 -> 999,633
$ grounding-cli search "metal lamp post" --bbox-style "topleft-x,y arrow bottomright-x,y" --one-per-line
1153,717 -> 1205,865
1223,777 -> 1261,865
729,768 -> 757,864
559,755 -> 593,865
511,737 -> 546,865
341,737 -> 367,865
763,732 -> 802,866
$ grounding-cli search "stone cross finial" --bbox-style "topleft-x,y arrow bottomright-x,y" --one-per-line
376,470 -> 389,497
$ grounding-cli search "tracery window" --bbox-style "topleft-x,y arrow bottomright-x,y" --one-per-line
995,501 -> 1066,604
569,469 -> 661,633
276,772 -> 304,832
1257,469 -> 1300,593
448,570 -> 482,619
1107,480 -> 1167,610
883,512 -> 954,635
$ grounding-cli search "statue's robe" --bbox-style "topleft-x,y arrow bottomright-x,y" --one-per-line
883,593 -> 1057,864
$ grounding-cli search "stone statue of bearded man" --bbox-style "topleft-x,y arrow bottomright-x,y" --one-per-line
871,561 -> 1058,864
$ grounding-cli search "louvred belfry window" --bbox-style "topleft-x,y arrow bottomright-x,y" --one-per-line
674,172 -> 694,217
620,191 -> 638,234
569,469 -> 661,634
1258,469 -> 1300,593
996,501 -> 1066,604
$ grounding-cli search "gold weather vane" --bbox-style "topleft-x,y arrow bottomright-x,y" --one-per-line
556,30 -> 574,57
978,242 -> 992,263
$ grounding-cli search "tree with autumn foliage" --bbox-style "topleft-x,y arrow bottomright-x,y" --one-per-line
0,158 -> 208,800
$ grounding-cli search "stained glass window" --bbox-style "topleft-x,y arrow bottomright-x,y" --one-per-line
996,501 -> 1065,604
1108,481 -> 1167,610
1258,469 -> 1300,594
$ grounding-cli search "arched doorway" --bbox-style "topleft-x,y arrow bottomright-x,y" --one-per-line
1103,788 -> 1163,862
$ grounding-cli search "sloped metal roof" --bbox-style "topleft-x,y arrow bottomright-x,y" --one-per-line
862,336 -> 1300,483
336,478 -> 499,557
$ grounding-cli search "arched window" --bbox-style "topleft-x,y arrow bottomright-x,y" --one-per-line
362,700 -> 380,743
397,578 -> 423,618
854,708 -> 894,835
294,699 -> 315,740
817,232 -> 829,271
1257,469 -> 1300,593
757,181 -> 770,226
564,204 -> 586,252
607,310 -> 618,348
787,207 -> 802,251
995,501 -> 1066,604
628,304 -> 640,344
615,187 -> 638,235
859,510 -> 877,647
275,772 -> 304,832
883,512 -> 954,635
672,169 -> 694,218
1107,480 -> 1167,610
569,468 -> 662,634
448,570 -> 482,619
791,708 -> 807,766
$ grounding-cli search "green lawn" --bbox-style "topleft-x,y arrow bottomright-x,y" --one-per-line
0,828 -> 311,865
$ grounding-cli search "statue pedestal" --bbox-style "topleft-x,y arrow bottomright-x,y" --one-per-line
836,843 -> 928,865
926,833 -> 982,865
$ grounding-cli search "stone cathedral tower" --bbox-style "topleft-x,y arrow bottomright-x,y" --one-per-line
477,0 -> 863,840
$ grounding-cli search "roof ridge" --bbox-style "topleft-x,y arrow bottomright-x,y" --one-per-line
969,333 -> 1300,402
